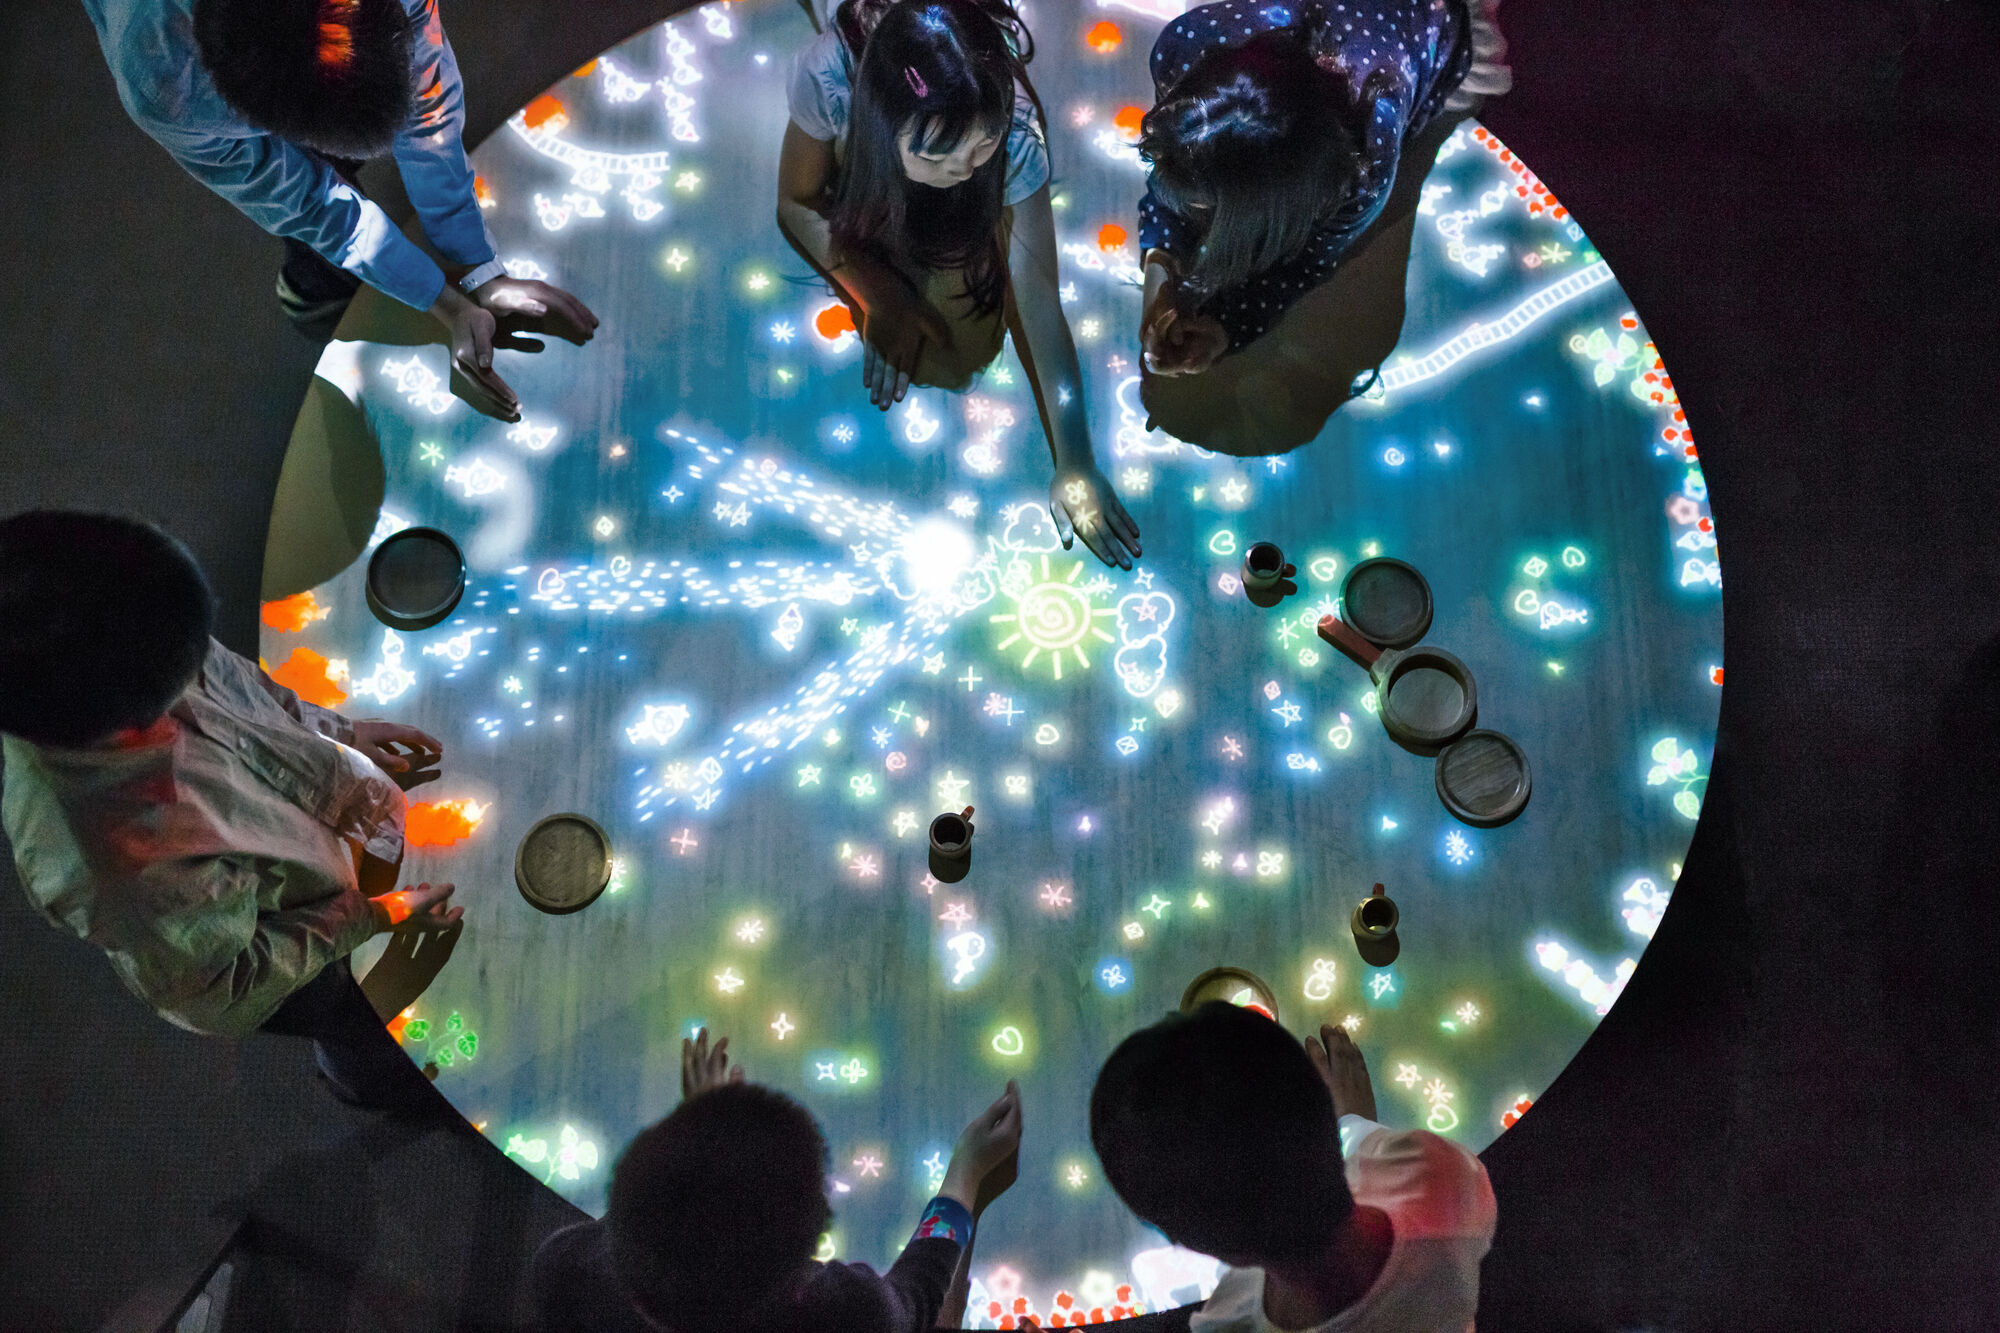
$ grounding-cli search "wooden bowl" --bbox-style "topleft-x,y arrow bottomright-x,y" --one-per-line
514,813 -> 613,914
365,526 -> 465,632
1436,729 -> 1532,827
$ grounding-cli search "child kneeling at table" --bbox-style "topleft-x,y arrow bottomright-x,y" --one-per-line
531,1028 -> 1023,1333
1090,1002 -> 1495,1333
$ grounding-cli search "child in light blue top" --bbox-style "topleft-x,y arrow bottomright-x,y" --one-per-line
777,0 -> 1140,570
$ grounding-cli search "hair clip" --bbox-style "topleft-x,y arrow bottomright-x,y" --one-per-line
904,65 -> 930,98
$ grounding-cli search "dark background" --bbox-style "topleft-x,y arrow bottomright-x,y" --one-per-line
2,0 -> 1995,1328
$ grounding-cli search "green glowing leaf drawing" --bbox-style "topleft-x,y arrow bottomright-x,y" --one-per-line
456,1033 -> 479,1060
518,1138 -> 548,1163
403,1020 -> 431,1044
1677,751 -> 1699,776
436,1046 -> 455,1066
1584,329 -> 1610,357
1673,791 -> 1702,820
1616,333 -> 1638,359
576,1142 -> 600,1170
1594,361 -> 1616,386
1646,765 -> 1671,786
1651,738 -> 1681,763
445,1012 -> 464,1035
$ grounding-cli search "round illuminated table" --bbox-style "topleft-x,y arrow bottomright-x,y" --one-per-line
261,2 -> 1721,1322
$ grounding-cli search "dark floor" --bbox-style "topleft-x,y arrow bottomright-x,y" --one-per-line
3,0 -> 1997,1329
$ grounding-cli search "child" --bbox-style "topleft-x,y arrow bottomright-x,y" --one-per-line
1136,0 -> 1511,376
0,511 -> 461,1108
776,0 -> 1140,570
530,1028 -> 1024,1333
1091,1003 -> 1496,1331
81,0 -> 598,417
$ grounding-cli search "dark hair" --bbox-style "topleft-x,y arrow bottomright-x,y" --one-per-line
1090,1002 -> 1353,1262
1138,14 -> 1367,301
193,0 -> 415,160
0,512 -> 214,748
608,1083 -> 835,1333
828,0 -> 1042,318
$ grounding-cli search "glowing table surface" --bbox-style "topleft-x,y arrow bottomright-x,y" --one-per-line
265,1 -> 1722,1320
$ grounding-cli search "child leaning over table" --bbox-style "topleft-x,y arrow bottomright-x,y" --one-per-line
0,510 -> 461,1110
530,1028 -> 1024,1333
1092,1003 -> 1495,1332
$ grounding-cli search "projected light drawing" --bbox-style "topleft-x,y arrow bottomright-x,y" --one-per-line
268,0 -> 1721,1317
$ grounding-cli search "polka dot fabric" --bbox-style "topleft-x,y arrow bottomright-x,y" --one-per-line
1138,0 -> 1475,352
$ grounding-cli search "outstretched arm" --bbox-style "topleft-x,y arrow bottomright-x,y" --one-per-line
1005,187 -> 1141,569
776,123 -> 945,408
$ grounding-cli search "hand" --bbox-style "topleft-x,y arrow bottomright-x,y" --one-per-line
471,276 -> 601,352
1049,465 -> 1141,571
1142,304 -> 1228,377
1305,1023 -> 1378,1123
682,1026 -> 744,1100
433,286 -> 520,421
369,881 -> 462,934
939,1080 -> 1022,1219
856,282 -> 951,410
349,721 -> 443,791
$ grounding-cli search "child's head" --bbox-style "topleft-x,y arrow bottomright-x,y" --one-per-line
829,0 -> 1038,316
1091,1002 -> 1354,1264
0,511 -> 215,747
1139,21 -> 1362,300
193,0 -> 416,161
607,1083 -> 835,1333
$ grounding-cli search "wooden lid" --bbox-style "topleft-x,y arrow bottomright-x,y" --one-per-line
1436,729 -> 1532,827
1340,558 -> 1432,649
366,526 -> 466,631
514,813 -> 613,914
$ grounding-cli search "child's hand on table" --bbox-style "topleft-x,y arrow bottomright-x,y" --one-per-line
860,289 -> 953,410
369,881 -> 462,934
1142,303 -> 1228,377
1050,465 -> 1142,570
1306,1023 -> 1378,1123
682,1026 -> 745,1100
351,721 -> 444,791
939,1079 -> 1023,1219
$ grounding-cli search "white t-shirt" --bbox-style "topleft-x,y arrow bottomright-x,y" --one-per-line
1189,1116 -> 1497,1333
785,25 -> 1050,206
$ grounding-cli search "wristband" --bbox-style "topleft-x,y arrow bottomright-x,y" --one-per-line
911,1195 -> 975,1247
457,259 -> 507,294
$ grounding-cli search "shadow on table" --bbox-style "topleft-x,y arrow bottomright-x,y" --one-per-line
1138,112 -> 1469,458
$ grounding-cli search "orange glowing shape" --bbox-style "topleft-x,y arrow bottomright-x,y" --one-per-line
266,648 -> 346,709
1086,20 -> 1122,52
316,0 -> 358,72
573,59 -> 599,78
261,590 -> 331,633
1096,223 -> 1128,251
1112,105 -> 1145,141
523,93 -> 569,132
406,799 -> 488,848
474,175 -> 495,209
814,302 -> 858,341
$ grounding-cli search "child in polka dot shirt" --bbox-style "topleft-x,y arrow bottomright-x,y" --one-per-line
1136,0 -> 1510,375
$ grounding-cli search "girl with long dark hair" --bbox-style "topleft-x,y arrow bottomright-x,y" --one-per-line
777,0 -> 1139,570
1136,0 -> 1511,377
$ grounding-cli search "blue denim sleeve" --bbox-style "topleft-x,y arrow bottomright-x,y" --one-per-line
145,123 -> 449,310
392,0 -> 499,276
